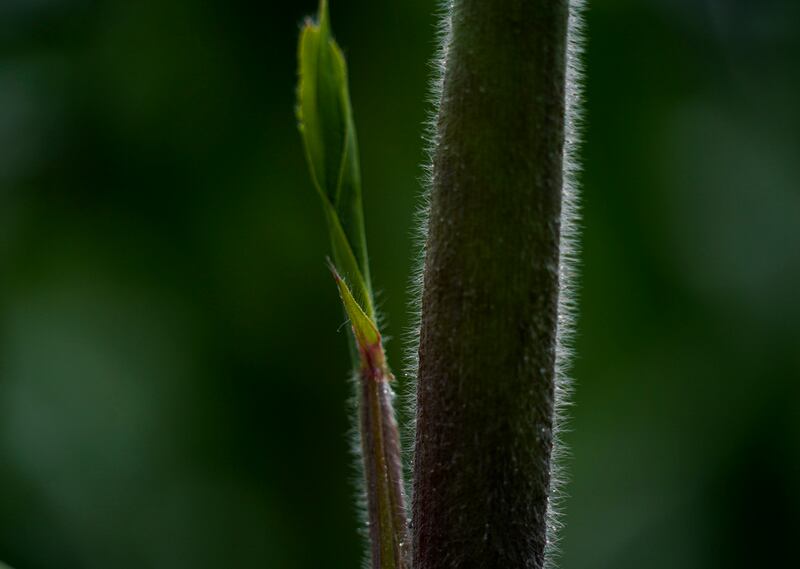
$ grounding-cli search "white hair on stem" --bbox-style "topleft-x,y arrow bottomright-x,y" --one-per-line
399,0 -> 453,519
401,1 -> 586,567
345,369 -> 371,569
546,1 -> 586,567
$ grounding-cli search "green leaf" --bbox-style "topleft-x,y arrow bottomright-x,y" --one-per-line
323,198 -> 374,318
297,0 -> 371,310
297,0 -> 346,203
330,262 -> 380,352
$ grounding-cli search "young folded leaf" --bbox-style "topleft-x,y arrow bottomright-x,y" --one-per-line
331,263 -> 380,355
296,3 -> 408,568
297,0 -> 371,315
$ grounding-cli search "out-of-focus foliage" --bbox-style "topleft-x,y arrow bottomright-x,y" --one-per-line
0,1 -> 798,569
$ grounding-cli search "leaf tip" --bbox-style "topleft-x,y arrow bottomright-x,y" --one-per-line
328,260 -> 380,353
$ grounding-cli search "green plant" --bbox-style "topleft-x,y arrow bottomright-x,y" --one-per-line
297,1 -> 582,568
296,2 -> 408,568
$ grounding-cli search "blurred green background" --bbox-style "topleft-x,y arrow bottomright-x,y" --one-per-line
1,0 -> 799,568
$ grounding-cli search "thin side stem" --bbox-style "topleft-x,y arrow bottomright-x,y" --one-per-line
332,269 -> 409,569
359,342 -> 409,569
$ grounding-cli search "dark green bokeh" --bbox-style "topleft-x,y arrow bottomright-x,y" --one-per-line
1,1 -> 798,568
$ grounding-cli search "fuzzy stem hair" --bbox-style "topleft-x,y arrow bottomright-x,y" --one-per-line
411,1 -> 583,568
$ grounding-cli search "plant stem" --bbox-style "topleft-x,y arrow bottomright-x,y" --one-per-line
360,355 -> 408,569
331,269 -> 409,569
413,1 -> 570,568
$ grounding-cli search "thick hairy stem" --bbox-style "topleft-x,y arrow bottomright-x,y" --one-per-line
413,2 -> 570,568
